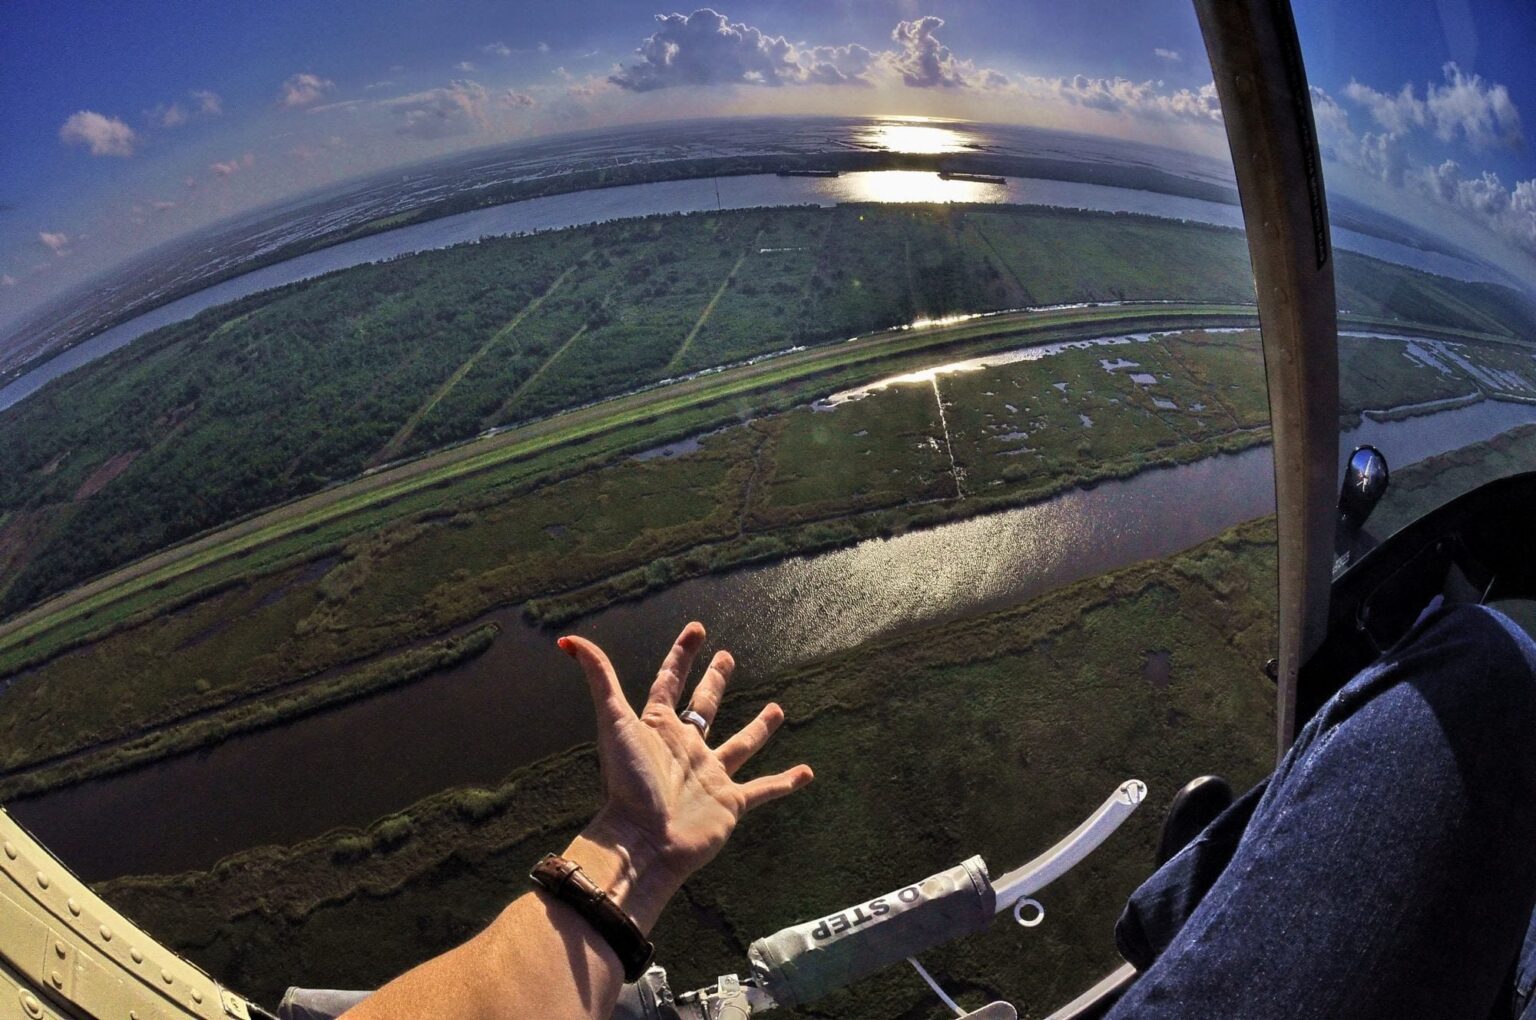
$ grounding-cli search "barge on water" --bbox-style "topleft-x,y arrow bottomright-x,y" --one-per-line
938,171 -> 1007,184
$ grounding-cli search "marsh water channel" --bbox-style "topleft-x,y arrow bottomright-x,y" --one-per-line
10,393 -> 1534,880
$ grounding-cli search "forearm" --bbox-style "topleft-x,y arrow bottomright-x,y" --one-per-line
341,825 -> 681,1020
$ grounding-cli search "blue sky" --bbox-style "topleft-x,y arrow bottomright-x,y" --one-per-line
3,0 -> 1534,328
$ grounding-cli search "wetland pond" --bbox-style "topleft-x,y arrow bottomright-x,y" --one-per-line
11,394 -> 1533,879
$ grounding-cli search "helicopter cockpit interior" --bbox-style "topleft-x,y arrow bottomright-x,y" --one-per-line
1,1 -> 1534,1018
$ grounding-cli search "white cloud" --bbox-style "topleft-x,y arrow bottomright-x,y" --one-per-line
149,199 -> 176,211
502,89 -> 537,108
537,41 -> 551,54
482,41 -> 513,57
608,8 -> 1006,93
1343,80 -> 1425,136
38,231 -> 70,255
1342,63 -> 1520,151
456,60 -> 478,72
1309,86 -> 1351,137
210,153 -> 254,177
191,89 -> 223,115
280,72 -> 335,108
365,80 -> 395,91
1154,48 -> 1181,63
149,102 -> 188,128
58,111 -> 137,157
1037,75 -> 1221,124
610,9 -> 811,91
1426,62 -> 1522,149
307,98 -> 366,114
804,43 -> 876,87
1,274 -> 17,287
1313,81 -> 1536,255
381,80 -> 490,139
1413,159 -> 1536,251
888,16 -> 969,88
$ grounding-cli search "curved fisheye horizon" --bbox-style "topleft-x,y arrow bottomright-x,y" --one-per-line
4,2 -> 1536,1019
5,1 -> 1536,349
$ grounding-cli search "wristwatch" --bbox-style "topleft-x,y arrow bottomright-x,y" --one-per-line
529,853 -> 656,982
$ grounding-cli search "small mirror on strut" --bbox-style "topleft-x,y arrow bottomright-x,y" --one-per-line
1334,445 -> 1390,574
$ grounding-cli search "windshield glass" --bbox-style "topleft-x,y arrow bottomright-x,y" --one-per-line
0,4 -> 1291,1015
1294,3 -> 1536,556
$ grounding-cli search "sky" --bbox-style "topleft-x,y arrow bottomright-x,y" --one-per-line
2,0 -> 1535,331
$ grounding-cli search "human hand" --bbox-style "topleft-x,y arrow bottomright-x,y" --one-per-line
557,621 -> 813,931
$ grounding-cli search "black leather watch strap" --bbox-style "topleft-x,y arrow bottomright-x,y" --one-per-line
529,853 -> 655,982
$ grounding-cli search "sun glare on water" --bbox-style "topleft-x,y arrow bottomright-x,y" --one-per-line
831,170 -> 1001,204
854,118 -> 976,154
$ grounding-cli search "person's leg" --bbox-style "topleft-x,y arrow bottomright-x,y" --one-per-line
1107,604 -> 1536,1019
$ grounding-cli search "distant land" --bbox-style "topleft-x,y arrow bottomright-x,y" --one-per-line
0,115 -> 1490,387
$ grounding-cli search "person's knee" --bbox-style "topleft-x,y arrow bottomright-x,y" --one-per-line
1391,603 -> 1536,795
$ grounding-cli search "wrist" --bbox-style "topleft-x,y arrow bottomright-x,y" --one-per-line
563,817 -> 684,934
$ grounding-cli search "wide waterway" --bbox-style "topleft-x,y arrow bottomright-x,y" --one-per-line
0,169 -> 1494,414
9,392 -> 1533,880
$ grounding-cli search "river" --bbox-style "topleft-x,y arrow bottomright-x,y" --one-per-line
8,393 -> 1532,880
0,168 -> 1496,414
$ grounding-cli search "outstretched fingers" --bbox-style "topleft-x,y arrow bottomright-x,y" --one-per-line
647,621 -> 706,711
716,701 -> 784,775
559,635 -> 633,731
738,764 -> 815,813
686,650 -> 735,729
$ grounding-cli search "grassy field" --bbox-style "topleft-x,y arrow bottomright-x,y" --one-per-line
0,303 -> 1263,675
4,202 -> 1534,618
97,519 -> 1279,1019
3,320 -> 1532,792
0,325 -> 1274,783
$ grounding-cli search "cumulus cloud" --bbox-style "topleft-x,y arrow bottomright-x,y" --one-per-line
1413,159 -> 1536,251
38,231 -> 70,255
1343,63 -> 1521,150
1426,62 -> 1522,149
1154,48 -> 1181,63
191,89 -> 223,115
1039,75 -> 1221,123
149,102 -> 188,128
482,41 -> 512,57
538,41 -> 551,54
146,89 -> 223,128
610,9 -> 809,91
609,8 -> 1006,93
1309,86 -> 1351,137
888,16 -> 969,88
280,72 -> 335,108
1313,80 -> 1536,255
803,43 -> 876,86
210,153 -> 254,177
58,111 -> 137,157
1343,80 -> 1425,136
502,89 -> 537,108
456,61 -> 478,72
0,274 -> 16,287
381,80 -> 490,138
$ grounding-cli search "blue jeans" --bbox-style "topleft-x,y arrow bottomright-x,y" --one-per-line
1108,604 -> 1536,1018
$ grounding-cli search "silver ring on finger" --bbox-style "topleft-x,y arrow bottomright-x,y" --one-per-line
679,708 -> 710,738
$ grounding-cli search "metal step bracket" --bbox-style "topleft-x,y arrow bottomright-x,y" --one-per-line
990,780 -> 1147,914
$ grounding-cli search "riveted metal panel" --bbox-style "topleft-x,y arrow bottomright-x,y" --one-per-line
0,810 -> 257,1020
